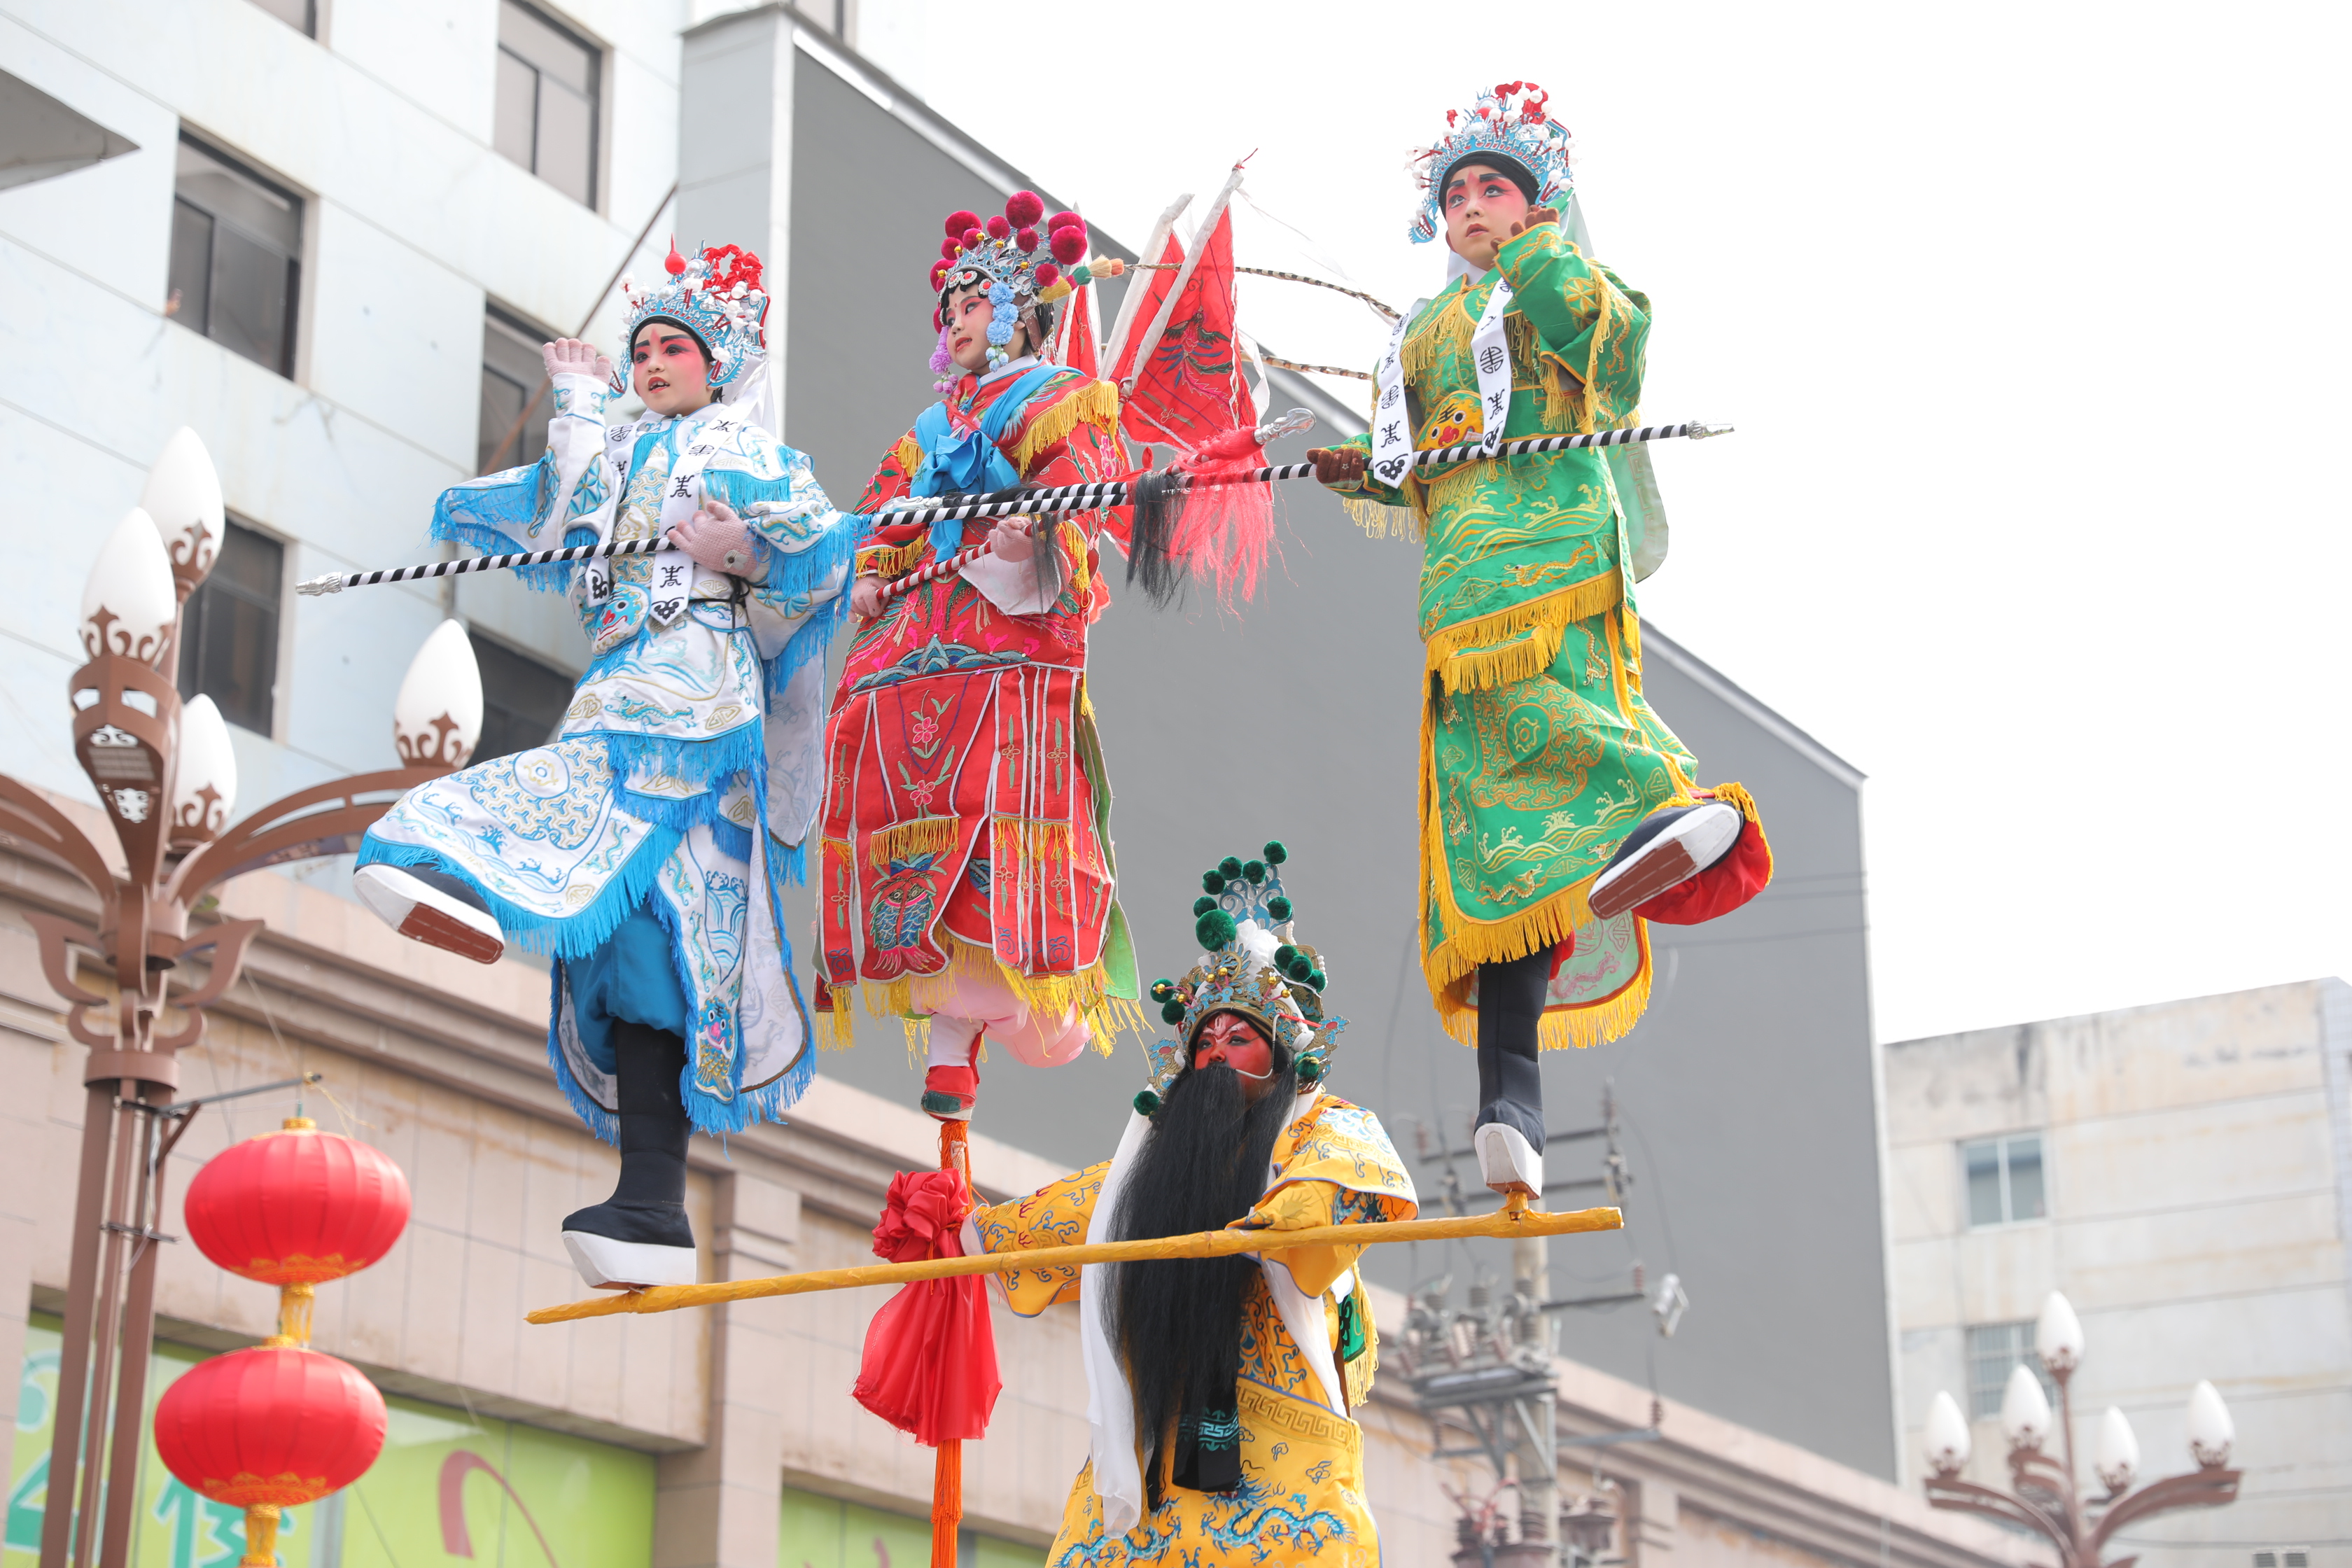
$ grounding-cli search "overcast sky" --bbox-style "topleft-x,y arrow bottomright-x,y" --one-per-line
858,0 -> 2350,1043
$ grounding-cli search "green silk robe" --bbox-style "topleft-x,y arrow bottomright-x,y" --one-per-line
1328,223 -> 1756,1049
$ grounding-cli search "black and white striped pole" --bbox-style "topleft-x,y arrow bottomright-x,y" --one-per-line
295,421 -> 1731,598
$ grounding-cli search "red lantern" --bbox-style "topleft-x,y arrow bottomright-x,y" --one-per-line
183,1118 -> 410,1342
154,1344 -> 387,1565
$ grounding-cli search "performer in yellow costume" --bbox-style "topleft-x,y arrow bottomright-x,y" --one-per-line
960,845 -> 1414,1564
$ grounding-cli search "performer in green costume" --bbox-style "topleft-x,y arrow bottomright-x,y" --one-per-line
1310,82 -> 1772,1197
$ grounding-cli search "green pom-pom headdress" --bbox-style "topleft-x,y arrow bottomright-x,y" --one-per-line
1137,839 -> 1348,1112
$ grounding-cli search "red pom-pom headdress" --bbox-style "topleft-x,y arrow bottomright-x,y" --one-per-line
928,190 -> 1116,368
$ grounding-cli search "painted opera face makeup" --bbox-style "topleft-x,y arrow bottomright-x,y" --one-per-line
1192,1011 -> 1277,1101
942,279 -> 1023,376
1443,162 -> 1532,271
631,323 -> 718,416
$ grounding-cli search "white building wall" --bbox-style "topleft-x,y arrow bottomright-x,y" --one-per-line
1885,980 -> 2352,1566
0,0 -> 684,816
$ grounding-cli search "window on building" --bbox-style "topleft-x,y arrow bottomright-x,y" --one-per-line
493,2 -> 598,207
168,135 -> 302,377
1963,1132 -> 2046,1227
1964,1321 -> 2059,1420
479,308 -> 554,474
468,633 -> 574,762
2253,1551 -> 2310,1568
178,521 -> 283,734
246,0 -> 315,34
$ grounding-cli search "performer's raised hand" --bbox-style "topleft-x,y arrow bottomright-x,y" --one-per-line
542,337 -> 612,384
1308,447 -> 1366,487
1508,205 -> 1562,239
669,497 -> 760,577
849,575 -> 886,618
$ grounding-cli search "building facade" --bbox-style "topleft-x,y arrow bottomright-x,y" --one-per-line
4,1 -> 1959,1563
1886,979 -> 2352,1568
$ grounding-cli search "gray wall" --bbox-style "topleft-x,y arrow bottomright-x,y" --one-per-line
773,41 -> 1896,1479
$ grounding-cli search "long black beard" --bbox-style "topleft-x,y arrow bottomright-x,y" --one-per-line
1107,1058 -> 1298,1508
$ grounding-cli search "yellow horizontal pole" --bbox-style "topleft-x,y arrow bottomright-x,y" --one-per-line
527,1200 -> 1623,1325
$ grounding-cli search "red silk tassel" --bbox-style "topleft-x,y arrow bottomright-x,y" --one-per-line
855,1123 -> 992,1566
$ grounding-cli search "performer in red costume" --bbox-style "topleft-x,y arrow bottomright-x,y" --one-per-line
816,192 -> 1140,1120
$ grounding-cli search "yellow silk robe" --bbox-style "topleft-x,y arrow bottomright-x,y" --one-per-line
969,1093 -> 1416,1566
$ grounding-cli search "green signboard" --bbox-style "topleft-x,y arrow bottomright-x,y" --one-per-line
776,1489 -> 1040,1568
9,1316 -> 654,1568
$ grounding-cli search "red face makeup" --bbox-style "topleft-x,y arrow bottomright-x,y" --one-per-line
1191,1011 -> 1274,1081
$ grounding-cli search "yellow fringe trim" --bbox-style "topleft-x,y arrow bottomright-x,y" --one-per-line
1427,900 -> 1657,1054
859,539 -> 928,579
1422,570 -> 1623,694
990,815 -> 1072,866
1009,377 -> 1120,472
1340,495 -> 1421,540
869,815 -> 959,870
891,433 -> 923,476
828,936 -> 1144,1058
1401,298 -> 1545,383
1709,780 -> 1762,825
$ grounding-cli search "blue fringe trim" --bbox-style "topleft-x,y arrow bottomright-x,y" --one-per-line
431,458 -> 588,594
354,830 -> 682,965
544,963 -> 622,1147
568,712 -> 765,790
620,780 -> 755,864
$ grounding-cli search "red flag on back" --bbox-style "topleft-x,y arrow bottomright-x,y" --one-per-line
1105,230 -> 1183,391
1114,204 -> 1277,607
1053,270 -> 1099,378
1118,206 -> 1256,452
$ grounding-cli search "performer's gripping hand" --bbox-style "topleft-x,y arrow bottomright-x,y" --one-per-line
542,337 -> 613,384
1308,447 -> 1367,488
669,498 -> 761,577
1507,205 -> 1562,238
849,575 -> 886,618
1229,1184 -> 1328,1233
988,517 -> 1040,563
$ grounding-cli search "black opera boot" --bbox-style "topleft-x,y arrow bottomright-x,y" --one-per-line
560,1021 -> 697,1288
1472,948 -> 1550,1196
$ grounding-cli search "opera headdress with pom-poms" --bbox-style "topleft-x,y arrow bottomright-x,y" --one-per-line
615,239 -> 769,391
1133,841 -> 1348,1116
1408,81 -> 1572,244
926,191 -> 1124,372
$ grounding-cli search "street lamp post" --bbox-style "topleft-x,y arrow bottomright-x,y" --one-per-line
0,429 -> 479,1568
1921,1292 -> 2240,1568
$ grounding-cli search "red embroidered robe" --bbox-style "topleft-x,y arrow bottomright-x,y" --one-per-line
816,368 -> 1136,1030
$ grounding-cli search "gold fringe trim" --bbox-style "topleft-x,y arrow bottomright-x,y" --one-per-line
1709,780 -> 1761,825
1401,297 -> 1544,383
869,815 -> 959,871
1009,377 -> 1120,472
1340,495 -> 1421,540
1427,910 -> 1656,1053
859,539 -> 928,579
891,433 -> 924,476
1422,570 -> 1623,694
990,815 -> 1072,866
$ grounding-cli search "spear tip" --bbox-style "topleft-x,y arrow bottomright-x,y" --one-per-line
295,573 -> 345,596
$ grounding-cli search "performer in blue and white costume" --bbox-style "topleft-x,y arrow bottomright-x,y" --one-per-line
354,242 -> 860,1290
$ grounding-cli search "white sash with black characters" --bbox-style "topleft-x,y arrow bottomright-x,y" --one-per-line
1469,275 -> 1515,456
1369,274 -> 1516,490
1368,310 -> 1414,489
589,409 -> 751,625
